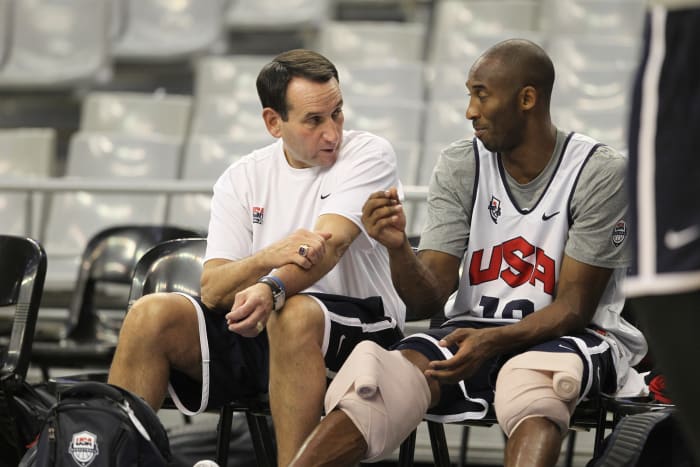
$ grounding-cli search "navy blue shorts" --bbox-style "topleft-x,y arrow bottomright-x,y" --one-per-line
394,320 -> 616,423
168,292 -> 402,415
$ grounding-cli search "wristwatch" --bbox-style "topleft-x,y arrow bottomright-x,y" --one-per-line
257,275 -> 286,311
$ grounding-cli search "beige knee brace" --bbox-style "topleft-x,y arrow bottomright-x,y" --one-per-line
494,351 -> 583,437
324,341 -> 431,463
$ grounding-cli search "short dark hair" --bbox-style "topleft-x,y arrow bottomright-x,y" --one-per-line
483,39 -> 555,105
256,49 -> 339,120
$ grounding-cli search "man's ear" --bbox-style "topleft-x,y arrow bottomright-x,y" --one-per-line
263,108 -> 282,138
520,86 -> 537,111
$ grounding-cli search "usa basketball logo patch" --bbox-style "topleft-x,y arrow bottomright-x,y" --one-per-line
488,195 -> 502,224
611,219 -> 627,247
252,206 -> 264,224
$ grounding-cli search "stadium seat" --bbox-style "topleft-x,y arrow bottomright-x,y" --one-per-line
112,0 -> 228,62
189,94 -> 269,140
41,132 -> 184,291
539,0 -> 646,37
343,99 -> 424,149
0,0 -> 10,69
167,135 -> 272,233
80,91 -> 193,141
317,20 -> 427,64
427,0 -> 543,64
0,128 -> 56,238
0,0 -> 111,89
336,61 -> 425,103
225,0 -> 330,31
194,54 -> 272,100
546,34 -> 641,74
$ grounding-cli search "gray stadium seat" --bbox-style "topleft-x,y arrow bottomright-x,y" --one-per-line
0,128 -> 56,238
80,91 -> 193,141
167,135 -> 271,233
0,0 -> 111,89
336,61 -> 425,103
189,95 -> 269,141
539,0 -> 646,37
194,54 -> 272,100
225,0 -> 330,31
112,0 -> 228,62
317,20 -> 427,64
41,132 -> 183,291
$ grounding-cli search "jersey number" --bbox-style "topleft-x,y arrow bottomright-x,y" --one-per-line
478,295 -> 535,319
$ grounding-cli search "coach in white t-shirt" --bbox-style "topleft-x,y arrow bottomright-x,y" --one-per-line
108,49 -> 405,466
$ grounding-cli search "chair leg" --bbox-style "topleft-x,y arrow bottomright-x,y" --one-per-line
427,421 -> 451,467
215,405 -> 233,467
457,426 -> 470,467
397,429 -> 417,467
564,430 -> 576,467
245,412 -> 276,467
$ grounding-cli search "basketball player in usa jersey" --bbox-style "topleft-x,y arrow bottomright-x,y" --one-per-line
289,39 -> 648,467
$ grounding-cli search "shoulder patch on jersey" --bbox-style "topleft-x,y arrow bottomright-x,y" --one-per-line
612,219 -> 627,247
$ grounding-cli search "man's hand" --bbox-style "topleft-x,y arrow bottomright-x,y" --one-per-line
226,282 -> 274,337
265,229 -> 332,270
424,328 -> 492,384
362,187 -> 406,249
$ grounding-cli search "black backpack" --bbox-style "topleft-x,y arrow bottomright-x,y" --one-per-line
22,381 -> 172,467
0,378 -> 55,467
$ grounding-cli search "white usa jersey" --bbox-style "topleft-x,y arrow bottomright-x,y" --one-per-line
446,133 -> 602,322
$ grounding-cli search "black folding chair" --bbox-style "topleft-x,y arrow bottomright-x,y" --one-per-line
0,235 -> 48,463
31,224 -> 200,378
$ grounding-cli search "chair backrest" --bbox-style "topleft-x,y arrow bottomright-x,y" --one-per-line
128,237 -> 207,309
112,0 -> 228,62
194,54 -> 272,100
167,135 -> 270,233
0,128 -> 56,238
65,225 -> 201,341
80,91 -> 193,140
0,235 -> 47,380
41,132 -> 184,289
224,0 -> 330,30
342,99 -> 424,148
189,95 -> 269,140
336,61 -> 425,102
0,0 -> 110,89
539,0 -> 646,37
317,21 -> 427,64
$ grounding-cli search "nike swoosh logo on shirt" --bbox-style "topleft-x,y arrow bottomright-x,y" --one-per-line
664,225 -> 700,250
320,193 -> 331,199
542,211 -> 560,221
336,334 -> 347,357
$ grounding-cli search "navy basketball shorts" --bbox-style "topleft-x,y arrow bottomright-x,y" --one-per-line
394,320 -> 616,423
168,292 -> 402,415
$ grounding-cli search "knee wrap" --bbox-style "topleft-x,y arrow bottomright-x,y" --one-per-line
494,351 -> 583,437
324,341 -> 431,463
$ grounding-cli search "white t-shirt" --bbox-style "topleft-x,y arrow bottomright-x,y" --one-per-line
205,130 -> 406,328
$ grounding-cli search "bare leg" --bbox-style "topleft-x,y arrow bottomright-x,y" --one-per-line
289,348 -> 441,467
266,295 -> 326,467
289,410 -> 367,467
108,293 -> 202,409
504,417 -> 562,467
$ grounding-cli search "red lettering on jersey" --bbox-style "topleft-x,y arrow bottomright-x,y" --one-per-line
530,248 -> 555,295
468,236 -> 556,295
500,237 -> 535,287
469,244 -> 502,284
